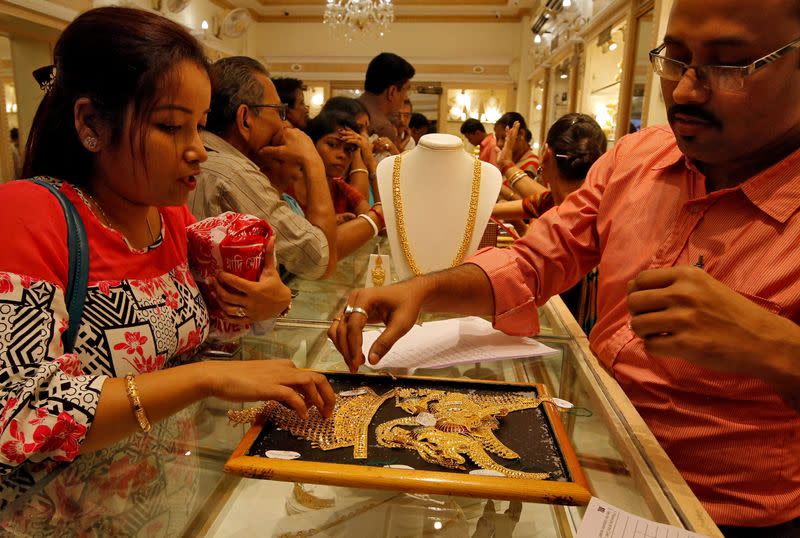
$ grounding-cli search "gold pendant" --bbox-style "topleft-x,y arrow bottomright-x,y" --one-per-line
371,256 -> 386,287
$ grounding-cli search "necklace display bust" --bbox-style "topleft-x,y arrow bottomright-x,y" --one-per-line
377,133 -> 502,280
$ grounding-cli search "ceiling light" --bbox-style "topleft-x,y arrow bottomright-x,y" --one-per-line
201,19 -> 209,30
534,33 -> 542,44
608,40 -> 618,51
562,0 -> 571,6
324,0 -> 394,41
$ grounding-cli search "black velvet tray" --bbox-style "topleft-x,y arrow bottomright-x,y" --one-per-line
226,371 -> 591,505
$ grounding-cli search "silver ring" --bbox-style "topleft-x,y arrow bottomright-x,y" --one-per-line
343,304 -> 368,317
235,306 -> 247,318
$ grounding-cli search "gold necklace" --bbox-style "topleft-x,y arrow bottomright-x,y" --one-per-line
74,186 -> 156,244
392,154 -> 481,276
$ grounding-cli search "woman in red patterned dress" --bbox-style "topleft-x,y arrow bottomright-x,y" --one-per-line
0,7 -> 334,534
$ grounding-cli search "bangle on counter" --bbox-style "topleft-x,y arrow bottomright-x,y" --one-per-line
125,374 -> 151,433
358,213 -> 379,237
349,168 -> 369,176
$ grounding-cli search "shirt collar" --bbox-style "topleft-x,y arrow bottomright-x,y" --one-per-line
739,146 -> 800,223
650,129 -> 800,223
201,131 -> 261,171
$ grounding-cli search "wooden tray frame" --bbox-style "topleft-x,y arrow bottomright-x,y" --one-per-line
225,371 -> 592,506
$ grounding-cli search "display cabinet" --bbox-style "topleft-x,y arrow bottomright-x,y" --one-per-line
1,239 -> 721,537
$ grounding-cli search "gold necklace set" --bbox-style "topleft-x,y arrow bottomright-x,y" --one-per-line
391,155 -> 482,276
229,386 -> 554,479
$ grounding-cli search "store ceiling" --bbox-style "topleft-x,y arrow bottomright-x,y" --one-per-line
213,0 -> 540,23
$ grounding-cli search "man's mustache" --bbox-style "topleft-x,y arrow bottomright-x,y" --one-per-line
667,105 -> 722,129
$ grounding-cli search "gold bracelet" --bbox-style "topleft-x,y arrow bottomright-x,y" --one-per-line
509,171 -> 528,188
349,168 -> 369,176
125,374 -> 151,433
503,165 -> 522,180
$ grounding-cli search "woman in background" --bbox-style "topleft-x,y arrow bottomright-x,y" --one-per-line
320,96 -> 379,203
493,113 -> 607,333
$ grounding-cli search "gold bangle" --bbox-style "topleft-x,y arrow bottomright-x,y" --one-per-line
503,165 -> 522,180
125,374 -> 151,433
509,171 -> 528,188
349,168 -> 369,176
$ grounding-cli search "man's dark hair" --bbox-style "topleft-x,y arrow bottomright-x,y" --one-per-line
272,77 -> 304,108
207,56 -> 270,136
409,113 -> 429,130
546,113 -> 607,181
496,111 -> 532,143
321,96 -> 369,120
9,128 -> 18,141
306,109 -> 360,143
460,118 -> 485,135
364,52 -> 415,95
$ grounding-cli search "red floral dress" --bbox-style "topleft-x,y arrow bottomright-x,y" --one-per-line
0,179 -> 210,527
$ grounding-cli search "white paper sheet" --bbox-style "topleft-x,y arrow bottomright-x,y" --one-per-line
361,316 -> 558,373
577,497 -> 709,538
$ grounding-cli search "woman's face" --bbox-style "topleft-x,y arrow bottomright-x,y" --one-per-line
96,60 -> 210,207
315,132 -> 356,178
355,113 -> 370,137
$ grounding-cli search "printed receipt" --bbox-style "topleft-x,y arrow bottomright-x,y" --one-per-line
576,498 -> 709,538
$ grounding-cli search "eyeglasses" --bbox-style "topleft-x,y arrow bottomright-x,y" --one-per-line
649,36 -> 800,93
248,103 -> 288,121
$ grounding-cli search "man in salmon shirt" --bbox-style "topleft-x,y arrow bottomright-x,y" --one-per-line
328,0 -> 800,534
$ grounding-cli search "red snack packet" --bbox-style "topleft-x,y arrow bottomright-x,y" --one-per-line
187,212 -> 273,340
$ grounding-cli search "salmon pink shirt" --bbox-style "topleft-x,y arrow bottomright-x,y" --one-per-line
469,125 -> 800,527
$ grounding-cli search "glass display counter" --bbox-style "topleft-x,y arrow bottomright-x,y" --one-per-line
1,238 -> 721,537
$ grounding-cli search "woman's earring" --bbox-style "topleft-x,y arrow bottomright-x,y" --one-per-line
83,136 -> 98,151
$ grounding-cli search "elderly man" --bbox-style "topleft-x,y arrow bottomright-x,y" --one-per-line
330,0 -> 800,533
190,57 -> 337,280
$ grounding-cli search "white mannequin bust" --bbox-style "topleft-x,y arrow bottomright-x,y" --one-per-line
377,133 -> 502,280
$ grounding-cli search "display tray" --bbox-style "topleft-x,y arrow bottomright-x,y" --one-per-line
225,371 -> 591,505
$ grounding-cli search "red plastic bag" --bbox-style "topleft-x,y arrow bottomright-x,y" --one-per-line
187,212 -> 273,340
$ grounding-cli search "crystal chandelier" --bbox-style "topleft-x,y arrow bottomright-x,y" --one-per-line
323,0 -> 394,41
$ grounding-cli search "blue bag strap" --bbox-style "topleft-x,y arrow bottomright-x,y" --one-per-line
29,178 -> 89,354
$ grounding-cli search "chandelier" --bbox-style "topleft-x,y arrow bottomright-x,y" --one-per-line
323,0 -> 394,41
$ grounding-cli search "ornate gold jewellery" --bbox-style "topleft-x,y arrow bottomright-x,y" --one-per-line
376,388 -> 551,479
229,388 -> 395,459
230,385 -> 554,479
371,256 -> 386,287
392,155 -> 482,276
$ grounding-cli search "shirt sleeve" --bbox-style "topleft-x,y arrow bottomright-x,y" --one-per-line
0,182 -> 107,472
468,148 -> 611,335
201,164 -> 330,280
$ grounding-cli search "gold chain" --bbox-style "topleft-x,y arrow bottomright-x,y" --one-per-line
392,155 -> 482,276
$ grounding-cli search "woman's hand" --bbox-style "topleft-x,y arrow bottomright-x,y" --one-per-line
497,121 -> 521,171
210,236 -> 292,324
336,212 -> 357,225
203,359 -> 336,418
339,128 -> 370,155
